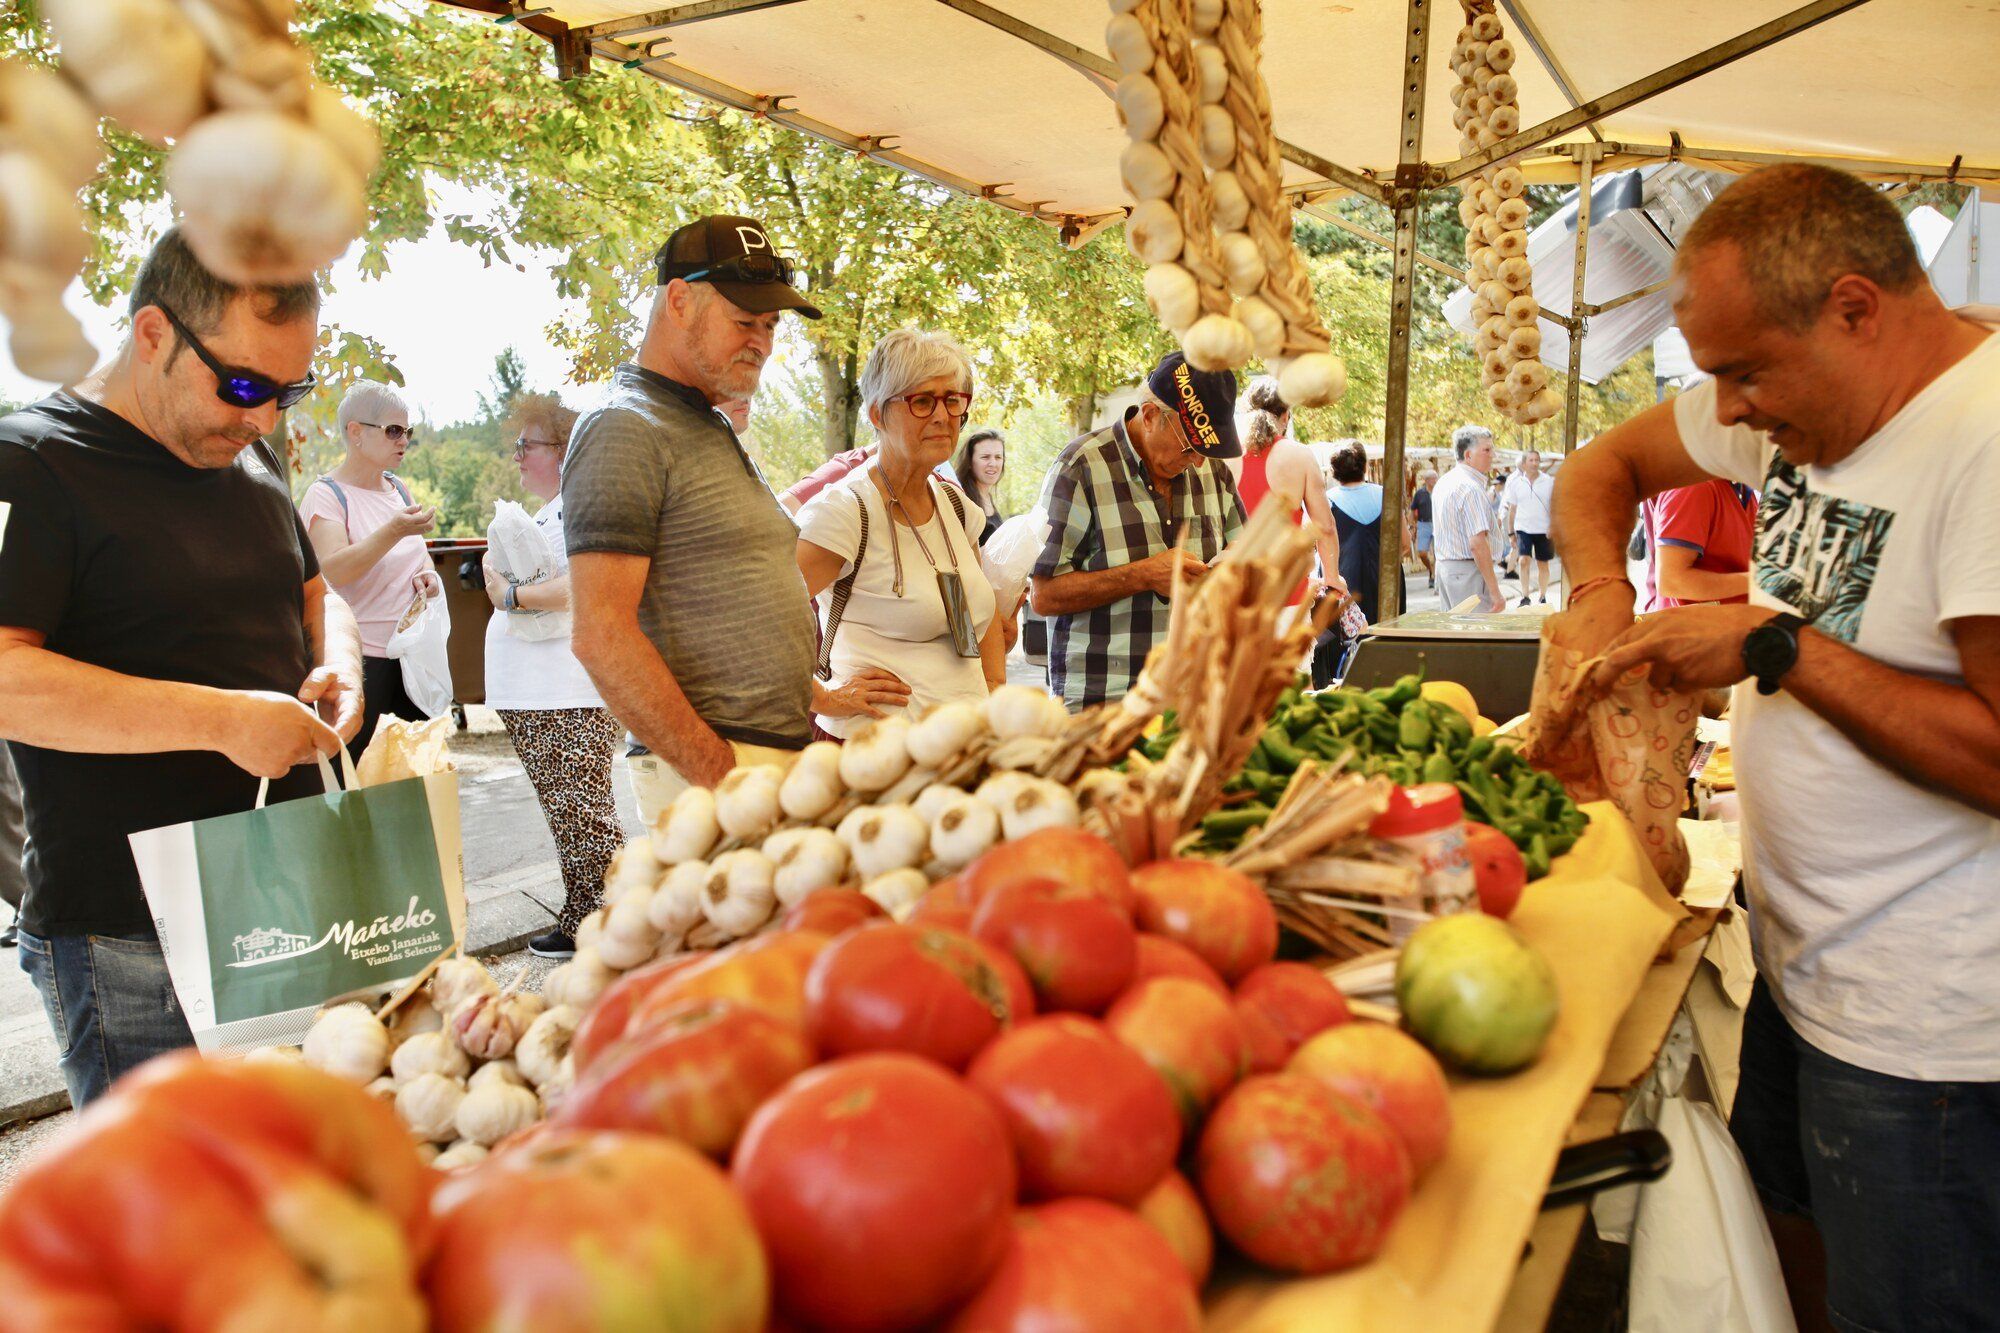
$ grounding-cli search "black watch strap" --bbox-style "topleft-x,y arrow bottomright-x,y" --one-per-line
1744,612 -> 1806,695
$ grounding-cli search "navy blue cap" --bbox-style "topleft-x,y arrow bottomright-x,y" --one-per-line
1147,352 -> 1240,458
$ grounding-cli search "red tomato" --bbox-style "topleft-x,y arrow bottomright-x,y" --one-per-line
779,887 -> 884,935
1130,933 -> 1230,997
632,929 -> 831,1035
1290,1022 -> 1454,1178
570,952 -> 706,1073
966,1015 -> 1179,1204
906,874 -> 978,931
428,1129 -> 768,1333
1131,859 -> 1278,983
944,1199 -> 1200,1333
1196,1074 -> 1412,1274
1464,821 -> 1529,914
733,1054 -> 1015,1331
1104,977 -> 1247,1128
805,923 -> 1028,1070
974,937 -> 1038,1032
553,999 -> 815,1157
1135,1170 -> 1214,1287
971,880 -> 1136,1014
964,827 -> 1135,914
1233,961 -> 1352,1073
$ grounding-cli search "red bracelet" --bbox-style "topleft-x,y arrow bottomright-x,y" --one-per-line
1568,576 -> 1635,606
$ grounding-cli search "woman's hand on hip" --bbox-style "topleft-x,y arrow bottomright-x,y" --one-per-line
483,564 -> 510,610
815,668 -> 912,719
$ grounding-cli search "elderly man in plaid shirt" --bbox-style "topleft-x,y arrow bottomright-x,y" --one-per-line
1030,352 -> 1247,708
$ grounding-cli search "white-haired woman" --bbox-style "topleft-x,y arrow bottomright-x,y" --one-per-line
298,380 -> 439,761
795,329 -> 1005,737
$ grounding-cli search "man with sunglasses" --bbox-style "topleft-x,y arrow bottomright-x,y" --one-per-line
1030,351 -> 1247,709
0,227 -> 360,1107
564,215 -> 824,816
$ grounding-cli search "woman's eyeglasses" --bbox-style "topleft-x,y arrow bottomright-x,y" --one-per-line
155,303 -> 318,410
888,391 -> 974,421
360,422 -> 418,446
513,437 -> 561,460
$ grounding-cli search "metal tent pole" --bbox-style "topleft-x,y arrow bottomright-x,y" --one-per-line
1377,0 -> 1433,625
1561,149 -> 1597,454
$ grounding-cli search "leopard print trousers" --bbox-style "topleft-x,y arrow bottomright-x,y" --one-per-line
497,707 -> 624,936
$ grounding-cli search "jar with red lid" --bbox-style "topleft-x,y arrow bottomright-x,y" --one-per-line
1369,783 -> 1477,941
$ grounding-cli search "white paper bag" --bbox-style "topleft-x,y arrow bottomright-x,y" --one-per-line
980,508 -> 1051,610
485,500 -> 569,642
386,589 -> 453,717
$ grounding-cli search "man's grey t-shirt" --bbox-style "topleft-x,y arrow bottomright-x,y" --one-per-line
562,364 -> 816,750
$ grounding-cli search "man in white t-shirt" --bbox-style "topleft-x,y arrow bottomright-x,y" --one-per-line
1550,164 -> 2000,1333
1500,451 -> 1556,605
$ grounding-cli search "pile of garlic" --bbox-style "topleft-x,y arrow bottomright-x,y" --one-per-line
540,685 -> 1083,1005
4,0 -> 380,384
289,955 -> 576,1169
1107,0 -> 1346,406
1450,7 -> 1560,427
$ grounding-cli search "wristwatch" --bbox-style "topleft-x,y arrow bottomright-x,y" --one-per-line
1741,612 -> 1806,695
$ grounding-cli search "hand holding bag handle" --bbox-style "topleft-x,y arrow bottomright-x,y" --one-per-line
255,745 -> 363,810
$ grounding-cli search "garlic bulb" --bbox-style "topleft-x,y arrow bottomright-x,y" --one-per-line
1495,198 -> 1530,231
778,742 -> 845,822
415,1142 -> 441,1167
516,1006 -> 579,1090
997,779 -> 1082,842
596,886 -> 664,971
930,795 -> 1001,870
864,868 -> 932,920
1210,171 -> 1250,233
606,839 -> 664,898
541,949 -> 615,1011
1507,359 -> 1550,398
365,1075 -> 397,1104
907,701 -> 985,770
390,1030 -> 471,1084
839,717 -> 913,794
1197,105 -> 1236,171
1125,200 -> 1183,266
1143,263 -> 1200,334
7,295 -> 96,385
716,765 -> 784,842
455,1081 -> 540,1148
1493,167 -> 1526,199
1191,0 -> 1223,34
576,908 -> 607,955
913,783 -> 966,826
1115,73 -> 1164,141
539,1053 -> 577,1114
1485,381 -> 1513,411
648,860 -> 710,942
467,1059 -> 527,1093
0,153 -> 90,281
1506,294 -> 1541,328
1219,232 -> 1266,298
703,849 -> 779,937
772,827 -> 850,908
1104,14 -> 1153,75
1481,349 -> 1510,382
1499,256 -> 1534,293
1185,313 -> 1254,372
1236,296 -> 1285,361
1119,141 -> 1176,203
303,1003 -> 390,1084
1473,12 -> 1503,40
432,1141 -> 489,1171
451,991 -> 546,1062
1507,325 -> 1542,360
1456,194 -> 1482,229
246,1044 -> 305,1067
838,804 -> 930,881
1489,105 -> 1520,137
1277,352 -> 1348,410
653,785 -> 721,864
0,64 -> 100,193
433,956 -> 500,1015
396,1072 -> 465,1143
1527,388 -> 1563,423
1487,38 -> 1518,72
304,83 -> 381,183
1494,229 -> 1528,260
207,39 -> 312,114
1194,43 -> 1228,104
166,111 -> 367,285
43,0 -> 209,145
975,771 -> 1033,813
1473,321 -> 1502,357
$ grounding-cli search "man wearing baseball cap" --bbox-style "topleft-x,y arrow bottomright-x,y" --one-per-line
1029,351 -> 1247,708
560,216 -> 822,923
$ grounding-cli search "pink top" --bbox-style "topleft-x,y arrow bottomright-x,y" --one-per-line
298,476 -> 434,656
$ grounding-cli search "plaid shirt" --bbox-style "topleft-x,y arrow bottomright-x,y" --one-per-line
1032,416 -> 1245,708
1431,462 -> 1494,561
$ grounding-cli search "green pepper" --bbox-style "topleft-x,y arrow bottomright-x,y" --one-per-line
1261,731 -> 1306,774
1398,707 -> 1433,751
1464,736 -> 1496,764
1546,831 -> 1579,857
1201,805 -> 1272,839
1421,751 -> 1458,785
1284,703 -> 1320,734
1377,673 -> 1422,708
1433,708 -> 1474,751
1525,833 -> 1552,880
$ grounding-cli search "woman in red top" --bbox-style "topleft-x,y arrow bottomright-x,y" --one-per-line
1647,479 -> 1759,608
1235,380 -> 1341,604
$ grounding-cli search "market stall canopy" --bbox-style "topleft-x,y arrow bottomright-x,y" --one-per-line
440,0 -> 2000,236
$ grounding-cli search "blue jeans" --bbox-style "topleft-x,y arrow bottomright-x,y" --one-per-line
17,928 -> 194,1109
1731,978 -> 2000,1333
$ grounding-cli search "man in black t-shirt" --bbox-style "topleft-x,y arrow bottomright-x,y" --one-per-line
0,229 -> 363,1107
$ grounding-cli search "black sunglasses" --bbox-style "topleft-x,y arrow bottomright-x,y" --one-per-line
673,252 -> 799,288
359,421 -> 418,446
156,304 -> 318,410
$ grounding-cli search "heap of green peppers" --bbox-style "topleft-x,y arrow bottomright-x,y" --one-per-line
1160,673 -> 1588,878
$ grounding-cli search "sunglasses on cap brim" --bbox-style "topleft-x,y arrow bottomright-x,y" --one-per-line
156,304 -> 318,411
661,252 -> 801,289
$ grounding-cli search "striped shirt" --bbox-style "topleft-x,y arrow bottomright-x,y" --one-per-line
1430,462 -> 1494,561
1032,415 -> 1246,708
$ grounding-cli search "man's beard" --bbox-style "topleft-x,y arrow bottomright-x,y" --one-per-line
694,344 -> 765,400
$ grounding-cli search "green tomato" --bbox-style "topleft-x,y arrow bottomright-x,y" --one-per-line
1395,914 -> 1559,1075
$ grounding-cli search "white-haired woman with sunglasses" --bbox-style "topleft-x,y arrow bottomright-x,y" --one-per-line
795,329 -> 1006,737
299,380 -> 441,760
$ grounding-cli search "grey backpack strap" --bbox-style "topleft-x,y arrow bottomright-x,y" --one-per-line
313,476 -> 351,540
815,491 -> 870,682
385,472 -> 414,505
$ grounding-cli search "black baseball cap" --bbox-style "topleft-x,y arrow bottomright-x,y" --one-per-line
1147,351 -> 1241,458
654,215 -> 823,320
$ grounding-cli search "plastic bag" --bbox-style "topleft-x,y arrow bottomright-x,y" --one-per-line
485,500 -> 568,643
980,508 -> 1051,610
385,587 -> 453,719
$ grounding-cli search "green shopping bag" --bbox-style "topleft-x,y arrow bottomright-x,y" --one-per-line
132,749 -> 463,1052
